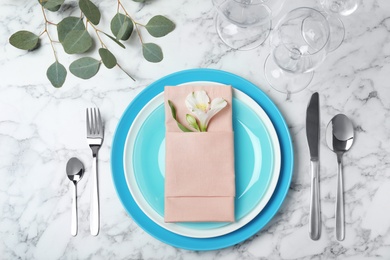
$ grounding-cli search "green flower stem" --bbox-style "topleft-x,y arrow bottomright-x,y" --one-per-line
168,100 -> 193,132
41,6 -> 58,61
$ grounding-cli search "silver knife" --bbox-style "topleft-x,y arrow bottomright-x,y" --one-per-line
306,92 -> 321,240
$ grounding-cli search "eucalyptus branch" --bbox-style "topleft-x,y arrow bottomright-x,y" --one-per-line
9,0 -> 175,88
87,20 -> 135,81
115,0 -> 175,63
117,0 -> 131,17
87,20 -> 106,48
117,0 -> 143,44
118,0 -> 145,44
41,6 -> 58,61
117,63 -> 136,81
134,23 -> 144,44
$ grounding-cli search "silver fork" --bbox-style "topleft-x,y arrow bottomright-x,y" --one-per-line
86,108 -> 104,236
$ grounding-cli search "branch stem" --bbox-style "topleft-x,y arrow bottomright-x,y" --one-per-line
87,20 -> 106,48
86,19 -> 135,81
117,63 -> 136,81
117,0 -> 144,44
41,6 -> 58,61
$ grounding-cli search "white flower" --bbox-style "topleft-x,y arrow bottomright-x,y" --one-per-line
185,90 -> 227,132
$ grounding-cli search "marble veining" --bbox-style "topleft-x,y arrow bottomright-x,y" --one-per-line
1,0 -> 390,259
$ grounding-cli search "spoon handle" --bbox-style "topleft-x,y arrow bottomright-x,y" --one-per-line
71,182 -> 78,236
309,160 -> 321,240
90,156 -> 100,236
336,156 -> 345,241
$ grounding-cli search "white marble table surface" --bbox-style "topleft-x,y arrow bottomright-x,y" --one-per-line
1,0 -> 390,259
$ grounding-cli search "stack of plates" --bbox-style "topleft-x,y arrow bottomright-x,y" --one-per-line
111,69 -> 293,251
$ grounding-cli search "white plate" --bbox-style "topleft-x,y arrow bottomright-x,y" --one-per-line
123,82 -> 281,238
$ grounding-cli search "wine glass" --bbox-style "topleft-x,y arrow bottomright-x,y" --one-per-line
323,14 -> 345,52
213,0 -> 272,50
320,0 -> 359,51
264,7 -> 330,97
321,0 -> 359,16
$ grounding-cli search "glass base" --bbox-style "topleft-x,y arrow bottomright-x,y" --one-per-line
321,0 -> 359,16
325,15 -> 345,52
264,54 -> 314,96
215,14 -> 271,51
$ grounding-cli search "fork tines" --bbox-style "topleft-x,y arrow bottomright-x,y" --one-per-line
86,108 -> 103,137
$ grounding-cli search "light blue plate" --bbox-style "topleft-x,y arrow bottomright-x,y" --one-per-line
133,99 -> 274,230
111,69 -> 293,250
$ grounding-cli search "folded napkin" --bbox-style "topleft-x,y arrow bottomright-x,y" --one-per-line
164,84 -> 235,222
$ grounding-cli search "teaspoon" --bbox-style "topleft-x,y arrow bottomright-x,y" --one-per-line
66,157 -> 85,236
326,114 -> 354,241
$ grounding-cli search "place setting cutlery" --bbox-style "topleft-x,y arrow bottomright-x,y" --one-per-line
86,107 -> 104,236
66,157 -> 85,237
326,114 -> 355,241
306,93 -> 355,241
65,107 -> 104,237
306,92 -> 321,241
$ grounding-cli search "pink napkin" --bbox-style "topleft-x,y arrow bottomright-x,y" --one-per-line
164,84 -> 235,222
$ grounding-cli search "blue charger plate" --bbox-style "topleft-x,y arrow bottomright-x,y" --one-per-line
111,69 -> 293,250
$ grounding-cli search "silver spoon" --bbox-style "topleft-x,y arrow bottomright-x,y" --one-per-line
66,157 -> 85,236
326,114 -> 354,241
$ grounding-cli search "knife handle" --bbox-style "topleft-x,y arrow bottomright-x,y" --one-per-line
309,160 -> 321,240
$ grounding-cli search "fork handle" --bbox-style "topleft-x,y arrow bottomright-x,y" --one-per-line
90,156 -> 100,236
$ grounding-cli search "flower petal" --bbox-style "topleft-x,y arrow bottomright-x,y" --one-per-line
194,90 -> 210,108
185,92 -> 198,112
210,97 -> 227,111
203,98 -> 227,128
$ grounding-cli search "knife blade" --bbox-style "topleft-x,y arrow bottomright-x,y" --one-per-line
306,92 -> 321,240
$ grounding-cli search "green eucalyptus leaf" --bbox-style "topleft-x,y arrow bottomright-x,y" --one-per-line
132,0 -> 146,2
62,30 -> 92,54
110,13 -> 133,40
103,32 -> 126,49
116,21 -> 130,40
145,15 -> 175,38
99,48 -> 117,69
142,43 -> 163,63
69,57 -> 100,79
168,100 -> 192,132
38,0 -> 64,11
79,0 -> 101,25
57,17 -> 86,42
46,61 -> 67,88
9,30 -> 39,50
46,5 -> 61,11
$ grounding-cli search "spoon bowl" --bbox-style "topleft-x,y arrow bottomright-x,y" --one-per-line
66,157 -> 85,236
67,157 -> 84,183
326,114 -> 354,241
326,114 -> 354,155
